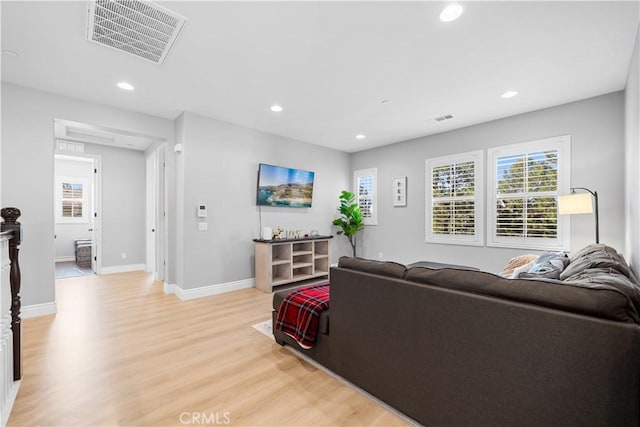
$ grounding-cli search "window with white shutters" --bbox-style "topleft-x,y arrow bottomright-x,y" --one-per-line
354,168 -> 377,225
425,151 -> 484,245
62,182 -> 84,218
56,177 -> 89,223
488,135 -> 571,250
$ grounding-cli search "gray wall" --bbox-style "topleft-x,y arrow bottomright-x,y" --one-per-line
351,92 -> 626,273
82,143 -> 146,268
1,83 -> 174,306
54,157 -> 93,259
625,27 -> 640,274
175,112 -> 350,290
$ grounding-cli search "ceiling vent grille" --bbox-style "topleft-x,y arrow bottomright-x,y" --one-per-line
434,114 -> 453,122
87,0 -> 186,65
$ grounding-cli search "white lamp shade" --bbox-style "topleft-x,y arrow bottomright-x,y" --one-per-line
558,193 -> 593,215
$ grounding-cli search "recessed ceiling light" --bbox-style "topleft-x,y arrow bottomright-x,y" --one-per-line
270,105 -> 283,112
117,81 -> 135,91
356,134 -> 366,140
2,50 -> 19,57
501,90 -> 519,99
440,4 -> 464,22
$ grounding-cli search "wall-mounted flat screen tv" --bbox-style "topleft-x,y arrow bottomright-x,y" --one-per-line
257,163 -> 315,207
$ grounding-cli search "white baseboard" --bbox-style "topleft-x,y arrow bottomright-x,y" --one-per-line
22,302 -> 57,319
164,278 -> 255,301
163,282 -> 176,295
55,256 -> 75,263
101,264 -> 146,274
1,379 -> 20,427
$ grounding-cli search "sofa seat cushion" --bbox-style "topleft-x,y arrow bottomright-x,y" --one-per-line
338,256 -> 407,279
405,267 -> 639,323
273,288 -> 329,334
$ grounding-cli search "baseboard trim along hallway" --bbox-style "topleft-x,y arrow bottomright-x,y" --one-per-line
163,278 -> 255,300
22,302 -> 57,319
101,264 -> 146,274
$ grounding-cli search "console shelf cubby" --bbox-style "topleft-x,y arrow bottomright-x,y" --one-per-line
254,236 -> 333,292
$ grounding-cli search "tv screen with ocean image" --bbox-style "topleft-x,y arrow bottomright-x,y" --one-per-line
257,163 -> 314,207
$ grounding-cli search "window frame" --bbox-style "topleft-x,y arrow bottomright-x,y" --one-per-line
425,150 -> 484,246
487,135 -> 571,251
353,168 -> 378,226
55,176 -> 89,224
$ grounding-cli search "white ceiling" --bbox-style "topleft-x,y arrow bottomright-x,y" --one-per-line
2,1 -> 639,153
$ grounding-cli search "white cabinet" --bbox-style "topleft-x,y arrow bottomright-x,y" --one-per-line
254,237 -> 332,292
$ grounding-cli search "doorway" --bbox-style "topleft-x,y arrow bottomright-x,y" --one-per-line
54,153 -> 102,279
53,118 -> 168,282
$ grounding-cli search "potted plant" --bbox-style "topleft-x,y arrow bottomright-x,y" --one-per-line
332,190 -> 364,257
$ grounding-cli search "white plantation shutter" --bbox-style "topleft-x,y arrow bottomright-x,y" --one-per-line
426,151 -> 484,245
488,135 -> 571,250
354,168 -> 377,225
62,182 -> 84,218
56,177 -> 89,223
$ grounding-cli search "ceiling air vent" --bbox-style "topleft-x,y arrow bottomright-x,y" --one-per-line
434,114 -> 454,122
87,0 -> 187,65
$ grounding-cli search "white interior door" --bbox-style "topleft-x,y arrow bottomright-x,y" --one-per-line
145,151 -> 157,274
156,146 -> 166,282
90,158 -> 97,272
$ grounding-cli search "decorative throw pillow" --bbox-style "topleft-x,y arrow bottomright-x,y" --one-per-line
500,254 -> 539,278
518,251 -> 570,280
511,261 -> 537,279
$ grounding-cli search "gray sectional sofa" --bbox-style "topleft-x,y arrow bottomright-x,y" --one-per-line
272,244 -> 640,426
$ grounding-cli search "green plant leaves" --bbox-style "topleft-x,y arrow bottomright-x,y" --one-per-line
332,190 -> 364,256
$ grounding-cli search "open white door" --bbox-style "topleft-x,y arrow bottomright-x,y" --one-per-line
146,144 -> 166,282
90,157 -> 102,274
145,151 -> 157,274
156,145 -> 166,282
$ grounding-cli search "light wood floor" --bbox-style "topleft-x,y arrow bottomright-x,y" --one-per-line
8,272 -> 407,426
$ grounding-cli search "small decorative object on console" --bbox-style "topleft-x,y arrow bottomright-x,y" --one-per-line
272,226 -> 285,240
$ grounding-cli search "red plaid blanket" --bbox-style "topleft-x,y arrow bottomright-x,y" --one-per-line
275,283 -> 330,349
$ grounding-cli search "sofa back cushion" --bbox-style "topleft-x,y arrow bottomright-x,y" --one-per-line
338,256 -> 407,279
405,267 -> 639,323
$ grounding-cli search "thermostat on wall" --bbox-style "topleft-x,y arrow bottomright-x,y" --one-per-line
197,204 -> 207,218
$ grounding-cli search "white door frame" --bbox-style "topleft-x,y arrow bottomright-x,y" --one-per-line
146,143 -> 168,282
54,151 -> 103,274
157,144 -> 168,282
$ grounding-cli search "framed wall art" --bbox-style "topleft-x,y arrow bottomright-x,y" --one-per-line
393,176 -> 407,207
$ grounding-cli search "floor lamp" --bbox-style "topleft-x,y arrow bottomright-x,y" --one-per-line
558,187 -> 599,243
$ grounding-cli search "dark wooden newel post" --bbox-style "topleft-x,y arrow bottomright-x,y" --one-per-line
1,207 -> 22,381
